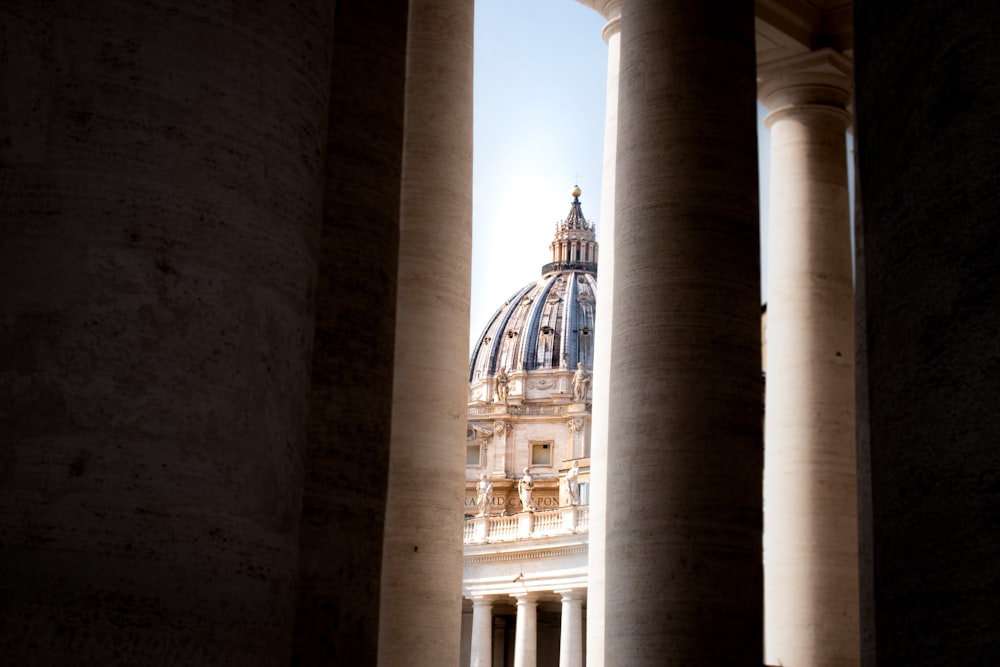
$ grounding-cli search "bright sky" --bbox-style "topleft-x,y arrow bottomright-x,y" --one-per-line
470,0 -> 780,347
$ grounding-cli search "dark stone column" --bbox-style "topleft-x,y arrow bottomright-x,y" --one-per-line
293,2 -> 409,666
855,2 -> 1000,665
0,1 -> 334,664
605,0 -> 762,664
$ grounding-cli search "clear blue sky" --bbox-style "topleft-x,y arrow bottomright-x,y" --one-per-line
470,0 -> 784,346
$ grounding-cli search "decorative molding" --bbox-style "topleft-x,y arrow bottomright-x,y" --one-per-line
465,544 -> 587,565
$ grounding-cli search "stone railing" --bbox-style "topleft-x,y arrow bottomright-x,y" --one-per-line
464,505 -> 589,544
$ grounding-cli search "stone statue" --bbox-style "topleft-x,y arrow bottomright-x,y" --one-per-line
518,467 -> 536,512
475,473 -> 493,517
495,368 -> 509,403
572,362 -> 590,401
565,460 -> 580,506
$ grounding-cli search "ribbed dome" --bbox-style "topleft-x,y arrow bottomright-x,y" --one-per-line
469,189 -> 598,382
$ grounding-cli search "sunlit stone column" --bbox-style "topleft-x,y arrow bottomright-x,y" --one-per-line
573,3 -> 621,665
557,589 -> 585,667
513,593 -> 540,667
758,48 -> 859,667
470,596 -> 497,667
377,0 -> 474,666
607,0 -> 762,665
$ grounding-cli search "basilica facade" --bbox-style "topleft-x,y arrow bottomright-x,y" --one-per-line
461,190 -> 597,666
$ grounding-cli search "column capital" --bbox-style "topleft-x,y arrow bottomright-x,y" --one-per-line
575,0 -> 621,43
470,594 -> 498,606
575,0 -> 621,22
553,588 -> 585,601
758,47 -> 853,113
511,591 -> 540,604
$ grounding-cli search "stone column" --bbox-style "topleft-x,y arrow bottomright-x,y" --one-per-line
470,597 -> 497,667
0,2 -> 337,664
513,593 -> 540,667
557,589 -> 585,667
295,3 -> 409,665
606,1 -> 762,665
377,1 -> 474,666
855,4 -> 1000,665
758,49 -> 859,667
573,3 -> 621,665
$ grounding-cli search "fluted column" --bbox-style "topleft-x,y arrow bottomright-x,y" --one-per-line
557,589 -> 585,667
470,597 -> 497,667
377,1 -> 474,666
573,3 -> 621,665
758,49 -> 859,667
513,593 -> 540,667
607,1 -> 762,665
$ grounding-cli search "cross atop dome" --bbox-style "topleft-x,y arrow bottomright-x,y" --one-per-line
542,186 -> 599,276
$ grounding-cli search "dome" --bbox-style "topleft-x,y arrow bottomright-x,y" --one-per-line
469,188 -> 598,383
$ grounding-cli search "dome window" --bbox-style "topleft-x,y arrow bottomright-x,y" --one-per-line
580,327 -> 592,336
507,331 -> 518,339
540,326 -> 554,335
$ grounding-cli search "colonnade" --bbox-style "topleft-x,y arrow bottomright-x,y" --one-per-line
469,591 -> 586,667
3,0 -> 998,665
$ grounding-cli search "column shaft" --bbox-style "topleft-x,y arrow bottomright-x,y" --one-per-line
0,2 -> 336,664
377,0 -> 474,665
760,54 -> 859,667
856,3 -> 1000,664
294,4 -> 409,665
513,594 -> 539,667
579,5 -> 621,666
558,590 -> 585,667
607,0 -> 762,665
471,598 -> 496,667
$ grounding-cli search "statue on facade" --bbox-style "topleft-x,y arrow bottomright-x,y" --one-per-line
476,473 -> 493,517
565,460 -> 580,506
495,368 -> 509,403
572,362 -> 590,401
518,467 -> 536,512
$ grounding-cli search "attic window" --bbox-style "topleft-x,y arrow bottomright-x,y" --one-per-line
531,442 -> 552,466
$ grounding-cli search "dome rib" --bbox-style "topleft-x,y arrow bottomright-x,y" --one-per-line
522,274 -> 559,370
469,188 -> 600,386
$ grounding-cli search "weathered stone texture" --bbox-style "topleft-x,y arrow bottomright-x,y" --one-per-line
856,1 -> 1000,664
377,0 -> 474,664
606,0 -> 762,664
292,3 -> 409,667
0,1 -> 333,663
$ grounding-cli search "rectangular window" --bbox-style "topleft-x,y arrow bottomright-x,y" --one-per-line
530,442 -> 552,466
578,481 -> 590,506
466,444 -> 481,466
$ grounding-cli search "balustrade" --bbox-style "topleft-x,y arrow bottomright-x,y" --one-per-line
464,505 -> 589,544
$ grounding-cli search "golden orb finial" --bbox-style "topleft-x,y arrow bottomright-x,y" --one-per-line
572,185 -> 582,198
